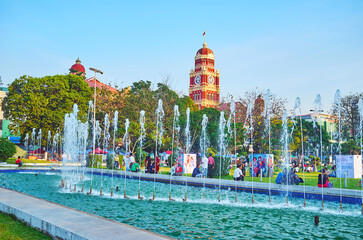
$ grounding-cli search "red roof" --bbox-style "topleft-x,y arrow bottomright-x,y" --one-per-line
85,77 -> 118,93
71,63 -> 85,73
197,43 -> 214,55
70,58 -> 85,74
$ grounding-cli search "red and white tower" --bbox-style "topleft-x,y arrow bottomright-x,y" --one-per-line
189,42 -> 220,109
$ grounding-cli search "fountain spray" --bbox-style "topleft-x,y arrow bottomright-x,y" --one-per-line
152,99 -> 164,201
294,97 -> 306,207
357,98 -> 363,214
218,111 -> 227,202
138,110 -> 146,200
227,100 -> 236,202
100,114 -> 110,196
281,110 -> 289,205
334,90 -> 343,211
291,98 -> 303,206
170,105 -> 180,201
24,133 -> 29,159
244,103 -> 254,203
31,128 -> 36,156
200,114 -> 209,200
123,119 -> 130,199
263,90 -> 272,203
111,111 -> 118,197
183,107 -> 191,202
313,94 -> 324,210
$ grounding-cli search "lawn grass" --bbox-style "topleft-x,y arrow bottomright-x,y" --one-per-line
6,158 -> 60,164
0,212 -> 52,240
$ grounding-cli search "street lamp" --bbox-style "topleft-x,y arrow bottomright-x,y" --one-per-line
88,67 -> 103,195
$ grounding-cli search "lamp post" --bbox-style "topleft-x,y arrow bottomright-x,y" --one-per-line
88,67 -> 103,195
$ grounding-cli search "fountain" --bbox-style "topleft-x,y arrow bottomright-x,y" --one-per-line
1,93 -> 363,239
334,89 -> 343,211
218,111 -> 227,202
263,89 -> 272,203
313,94 -> 324,209
169,105 -> 180,201
152,99 -> 164,200
138,110 -> 146,200
281,110 -> 290,205
122,118 -> 130,199
244,102 -> 254,203
183,107 -> 191,202
200,114 -> 209,199
110,110 -> 118,197
358,98 -> 363,214
100,113 -> 110,196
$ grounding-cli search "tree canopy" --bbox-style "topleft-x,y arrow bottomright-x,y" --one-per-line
2,75 -> 92,143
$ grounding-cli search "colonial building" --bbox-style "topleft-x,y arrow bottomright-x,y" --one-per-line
69,58 -> 117,93
189,43 -> 220,109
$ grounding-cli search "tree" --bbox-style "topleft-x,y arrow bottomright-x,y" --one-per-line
2,75 -> 92,144
331,92 -> 363,141
235,89 -> 286,154
0,138 -> 16,161
117,80 -> 196,155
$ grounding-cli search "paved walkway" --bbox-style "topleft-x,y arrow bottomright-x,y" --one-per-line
0,187 -> 172,240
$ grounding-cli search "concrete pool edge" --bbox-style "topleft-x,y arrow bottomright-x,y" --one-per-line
0,187 -> 173,240
1,168 -> 362,204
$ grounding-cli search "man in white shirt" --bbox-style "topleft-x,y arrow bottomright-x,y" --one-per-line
233,164 -> 244,181
129,153 -> 136,170
201,156 -> 208,178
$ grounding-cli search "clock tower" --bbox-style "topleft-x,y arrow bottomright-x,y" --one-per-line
189,42 -> 220,109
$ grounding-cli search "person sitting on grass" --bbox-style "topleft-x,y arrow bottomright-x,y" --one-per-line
233,164 -> 244,181
192,163 -> 203,178
169,162 -> 177,176
175,163 -> 183,176
131,162 -> 140,173
15,156 -> 23,167
148,160 -> 155,174
275,168 -> 287,184
318,169 -> 333,188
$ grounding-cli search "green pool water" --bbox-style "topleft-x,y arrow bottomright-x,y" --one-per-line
0,172 -> 362,239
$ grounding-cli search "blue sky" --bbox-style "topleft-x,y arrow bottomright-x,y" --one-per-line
1,0 -> 362,113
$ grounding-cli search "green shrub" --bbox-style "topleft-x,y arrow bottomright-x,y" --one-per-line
86,154 -> 103,168
168,152 -> 179,167
134,147 -> 146,165
118,155 -> 123,168
106,154 -> 115,169
0,138 -> 16,161
212,156 -> 230,177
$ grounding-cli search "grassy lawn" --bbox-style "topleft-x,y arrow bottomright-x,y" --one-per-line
0,212 -> 52,240
5,158 -> 60,165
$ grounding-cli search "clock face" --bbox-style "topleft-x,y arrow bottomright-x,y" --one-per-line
194,75 -> 201,85
208,76 -> 214,84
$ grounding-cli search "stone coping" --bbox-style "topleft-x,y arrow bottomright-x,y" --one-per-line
0,187 -> 172,240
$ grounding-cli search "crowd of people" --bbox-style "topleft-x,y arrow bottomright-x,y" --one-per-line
116,152 -> 362,189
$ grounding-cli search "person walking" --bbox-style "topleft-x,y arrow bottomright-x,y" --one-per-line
207,153 -> 214,178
